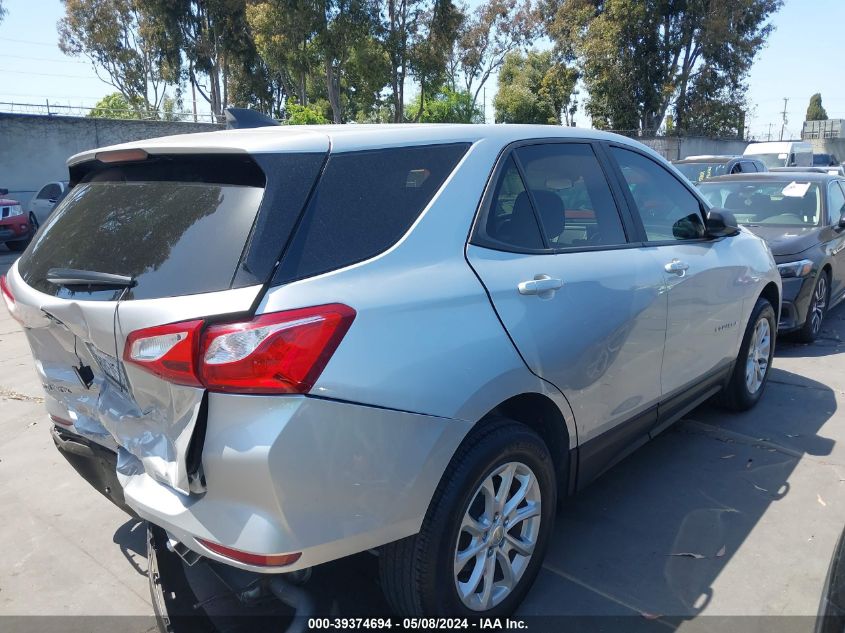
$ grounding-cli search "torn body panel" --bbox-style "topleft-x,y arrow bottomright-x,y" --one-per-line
8,263 -> 262,494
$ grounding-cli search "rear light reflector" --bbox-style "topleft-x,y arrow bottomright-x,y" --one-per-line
122,304 -> 355,394
0,274 -> 14,312
95,148 -> 149,163
123,320 -> 204,386
49,414 -> 73,427
196,537 -> 302,567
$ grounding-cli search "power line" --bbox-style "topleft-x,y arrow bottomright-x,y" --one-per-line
0,36 -> 60,47
0,67 -> 97,79
0,53 -> 88,65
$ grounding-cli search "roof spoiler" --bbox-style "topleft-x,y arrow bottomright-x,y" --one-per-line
224,108 -> 280,130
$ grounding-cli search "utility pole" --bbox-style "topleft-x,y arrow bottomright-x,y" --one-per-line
483,86 -> 487,124
779,97 -> 788,141
767,123 -> 773,141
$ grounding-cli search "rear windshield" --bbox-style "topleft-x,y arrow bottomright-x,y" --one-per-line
275,143 -> 470,283
18,156 -> 265,300
750,153 -> 788,169
675,162 -> 727,182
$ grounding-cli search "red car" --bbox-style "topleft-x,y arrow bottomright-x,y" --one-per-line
0,190 -> 32,252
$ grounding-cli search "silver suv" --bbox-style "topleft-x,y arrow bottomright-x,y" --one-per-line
1,125 -> 781,618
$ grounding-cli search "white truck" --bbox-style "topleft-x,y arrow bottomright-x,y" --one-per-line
743,141 -> 813,168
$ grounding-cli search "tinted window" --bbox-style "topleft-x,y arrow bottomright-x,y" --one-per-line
37,183 -> 61,200
485,156 -> 544,250
515,143 -> 626,248
611,147 -> 705,241
18,157 -> 265,300
674,162 -> 727,183
276,143 -> 469,282
698,180 -> 822,227
829,182 -> 845,224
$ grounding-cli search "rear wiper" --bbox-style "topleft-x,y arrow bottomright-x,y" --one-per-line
47,268 -> 136,289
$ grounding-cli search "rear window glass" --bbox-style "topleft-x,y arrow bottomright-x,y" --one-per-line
675,162 -> 727,182
18,156 -> 265,300
275,143 -> 470,283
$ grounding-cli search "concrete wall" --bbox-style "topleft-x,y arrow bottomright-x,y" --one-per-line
0,113 -> 221,207
638,136 -> 749,161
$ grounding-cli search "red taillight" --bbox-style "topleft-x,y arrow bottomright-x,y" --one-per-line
196,537 -> 301,567
122,304 -> 355,394
199,304 -> 356,394
0,274 -> 15,312
123,320 -> 204,386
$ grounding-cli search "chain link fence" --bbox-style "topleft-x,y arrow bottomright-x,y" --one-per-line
0,100 -> 220,123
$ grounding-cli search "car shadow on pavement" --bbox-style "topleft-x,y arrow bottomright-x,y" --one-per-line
521,365 -> 836,624
113,518 -> 149,578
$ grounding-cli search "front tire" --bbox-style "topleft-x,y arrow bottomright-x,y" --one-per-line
720,296 -> 776,411
5,239 -> 28,252
380,418 -> 556,617
796,270 -> 829,343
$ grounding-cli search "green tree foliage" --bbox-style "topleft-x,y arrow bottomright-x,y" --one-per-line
59,0 -> 172,113
142,0 -> 255,119
493,50 -> 577,124
284,98 -> 330,124
548,0 -> 782,133
409,0 -> 463,121
681,67 -> 746,138
0,1 -> 7,25
408,86 -> 484,122
806,93 -> 828,121
87,92 -> 146,119
455,0 -> 540,112
87,91 -> 184,120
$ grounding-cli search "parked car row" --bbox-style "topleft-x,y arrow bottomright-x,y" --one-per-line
0,188 -> 33,252
672,147 -> 845,342
0,123 -> 815,621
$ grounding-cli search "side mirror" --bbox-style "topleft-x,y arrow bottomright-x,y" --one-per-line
838,212 -> 845,230
706,209 -> 740,238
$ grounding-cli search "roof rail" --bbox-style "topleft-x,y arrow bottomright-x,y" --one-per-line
224,108 -> 280,130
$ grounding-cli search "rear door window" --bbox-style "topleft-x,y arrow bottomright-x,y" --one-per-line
18,156 -> 266,300
275,143 -> 469,283
514,143 -> 627,249
484,156 -> 544,250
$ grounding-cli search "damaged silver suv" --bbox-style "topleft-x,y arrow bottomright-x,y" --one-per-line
1,124 -> 781,618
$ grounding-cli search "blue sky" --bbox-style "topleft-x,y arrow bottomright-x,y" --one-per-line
0,0 -> 842,137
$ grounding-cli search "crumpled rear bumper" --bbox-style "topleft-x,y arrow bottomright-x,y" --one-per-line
117,393 -> 471,573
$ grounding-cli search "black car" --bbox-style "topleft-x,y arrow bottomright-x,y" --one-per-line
672,155 -> 768,183
699,172 -> 845,342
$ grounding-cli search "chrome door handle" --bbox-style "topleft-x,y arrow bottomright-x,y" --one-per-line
518,274 -> 563,298
664,259 -> 689,275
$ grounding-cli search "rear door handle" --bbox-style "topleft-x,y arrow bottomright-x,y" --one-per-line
664,259 -> 689,275
518,274 -> 563,298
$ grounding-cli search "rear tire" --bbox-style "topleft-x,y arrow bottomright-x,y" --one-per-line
795,270 -> 829,343
380,418 -> 556,617
5,239 -> 28,252
719,297 -> 775,411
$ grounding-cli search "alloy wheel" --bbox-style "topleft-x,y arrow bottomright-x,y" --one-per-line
745,317 -> 771,394
453,461 -> 541,611
809,275 -> 827,337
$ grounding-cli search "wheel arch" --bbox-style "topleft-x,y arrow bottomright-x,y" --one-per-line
760,280 -> 780,320
473,392 -> 573,497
